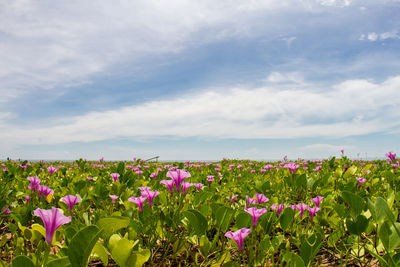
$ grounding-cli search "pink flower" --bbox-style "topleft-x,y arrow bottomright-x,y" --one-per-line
61,195 -> 81,212
150,173 -> 157,179
226,194 -> 238,204
109,195 -> 118,203
181,181 -> 193,195
386,151 -> 397,162
33,207 -> 71,244
296,203 -> 309,219
110,173 -> 120,182
2,206 -> 11,215
47,166 -> 58,175
38,185 -> 54,199
160,180 -> 174,194
193,183 -> 204,191
310,196 -> 324,207
24,196 -> 31,205
245,195 -> 257,208
260,169 -> 266,174
270,203 -> 285,216
245,207 -> 267,227
255,193 -> 269,204
27,176 -> 41,192
356,177 -> 367,186
284,162 -> 299,175
207,175 -> 214,184
225,228 -> 251,250
128,196 -> 147,212
166,169 -> 191,192
141,190 -> 160,207
87,176 -> 93,181
308,206 -> 321,221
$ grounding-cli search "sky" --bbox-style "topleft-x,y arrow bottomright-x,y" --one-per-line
0,0 -> 399,161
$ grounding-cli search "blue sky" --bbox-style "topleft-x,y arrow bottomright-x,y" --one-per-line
0,0 -> 399,161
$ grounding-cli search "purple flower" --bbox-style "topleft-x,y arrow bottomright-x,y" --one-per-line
109,195 -> 118,203
24,196 -> 31,205
284,162 -> 299,175
356,177 -> 367,186
2,206 -> 11,215
61,195 -> 81,212
27,176 -> 41,192
128,196 -> 147,212
207,175 -> 214,184
150,173 -> 157,179
255,193 -> 269,205
296,203 -> 309,219
245,207 -> 267,227
38,185 -> 54,199
245,195 -> 257,208
181,181 -> 193,195
308,206 -> 321,221
310,196 -> 324,207
33,207 -> 71,244
260,169 -> 266,174
110,173 -> 120,182
386,151 -> 397,162
166,169 -> 191,192
340,149 -> 344,154
227,194 -> 238,204
160,180 -> 175,194
270,203 -> 285,216
141,190 -> 160,207
47,166 -> 58,175
87,176 -> 93,181
193,183 -> 204,191
225,228 -> 251,250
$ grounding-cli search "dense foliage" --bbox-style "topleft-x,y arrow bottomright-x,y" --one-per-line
0,152 -> 399,266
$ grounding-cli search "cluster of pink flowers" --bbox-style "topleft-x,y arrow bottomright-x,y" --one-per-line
128,187 -> 160,212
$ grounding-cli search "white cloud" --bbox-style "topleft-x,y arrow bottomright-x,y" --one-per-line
316,0 -> 352,7
1,75 -> 399,150
360,31 -> 399,42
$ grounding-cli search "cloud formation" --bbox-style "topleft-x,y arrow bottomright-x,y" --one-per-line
1,74 -> 399,149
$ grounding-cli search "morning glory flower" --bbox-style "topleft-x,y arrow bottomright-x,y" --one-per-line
110,173 -> 120,182
181,181 -> 193,195
160,180 -> 175,194
270,203 -> 285,216
310,196 -> 324,207
296,203 -> 309,219
245,195 -> 257,208
61,195 -> 81,212
226,194 -> 238,204
34,207 -> 71,245
38,185 -> 54,199
207,175 -> 214,184
356,177 -> 367,186
166,169 -> 191,192
225,228 -> 251,251
47,166 -> 58,175
128,196 -> 147,212
193,183 -> 204,191
308,206 -> 321,221
245,207 -> 267,227
385,151 -> 397,162
284,162 -> 299,175
27,176 -> 41,192
109,195 -> 118,203
141,190 -> 160,207
255,193 -> 269,204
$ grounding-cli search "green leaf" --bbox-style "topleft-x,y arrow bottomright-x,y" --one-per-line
235,212 -> 252,228
200,235 -> 210,256
183,209 -> 208,235
96,216 -> 130,239
342,191 -> 364,217
283,251 -> 305,267
91,242 -> 109,266
126,249 -> 151,267
346,215 -> 369,236
375,197 -> 395,223
11,256 -> 35,267
46,256 -> 71,267
111,238 -> 134,267
300,231 -> 323,266
280,207 -> 294,231
67,225 -> 102,267
379,221 -> 400,252
215,206 -> 235,232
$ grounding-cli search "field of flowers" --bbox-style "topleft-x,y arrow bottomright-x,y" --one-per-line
0,152 -> 399,266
